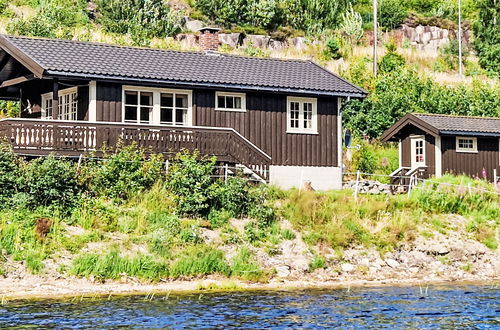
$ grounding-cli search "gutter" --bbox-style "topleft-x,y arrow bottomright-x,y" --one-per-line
44,70 -> 367,98
440,130 -> 500,138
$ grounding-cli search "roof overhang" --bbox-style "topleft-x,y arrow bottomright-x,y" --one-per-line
441,130 -> 500,138
44,70 -> 367,98
0,35 -> 45,77
381,113 -> 439,142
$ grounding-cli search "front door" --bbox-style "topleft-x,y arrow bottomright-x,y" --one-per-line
410,136 -> 426,169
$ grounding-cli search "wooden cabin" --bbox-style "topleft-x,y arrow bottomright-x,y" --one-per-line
381,113 -> 500,183
0,31 -> 366,190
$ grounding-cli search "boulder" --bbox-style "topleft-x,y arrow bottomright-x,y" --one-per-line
385,258 -> 400,268
243,35 -> 270,48
341,263 -> 355,273
219,33 -> 243,48
184,18 -> 205,32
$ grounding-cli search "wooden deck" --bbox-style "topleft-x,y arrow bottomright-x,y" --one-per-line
0,119 -> 271,181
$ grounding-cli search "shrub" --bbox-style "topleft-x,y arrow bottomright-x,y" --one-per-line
230,247 -> 265,281
210,177 -> 250,217
379,42 -> 406,73
165,151 -> 216,216
7,15 -> 56,38
0,101 -> 20,118
324,37 -> 342,60
207,209 -> 232,228
84,145 -> 164,200
0,144 -> 20,208
353,142 -> 377,174
95,0 -> 182,46
379,0 -> 409,30
0,0 -> 7,15
20,156 -> 80,210
309,255 -> 326,271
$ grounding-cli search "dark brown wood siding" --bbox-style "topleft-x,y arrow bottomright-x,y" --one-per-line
96,82 -> 122,122
399,125 -> 435,177
193,90 -> 339,167
77,85 -> 89,120
442,136 -> 500,181
20,79 -> 52,118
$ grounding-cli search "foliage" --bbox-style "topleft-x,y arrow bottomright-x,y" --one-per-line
378,0 -> 409,30
473,0 -> 500,76
20,156 -> 80,210
165,151 -> 216,216
83,145 -> 164,200
95,0 -> 182,46
0,144 -> 20,207
434,39 -> 469,72
339,3 -> 364,43
309,255 -> 326,271
343,68 -> 500,138
169,246 -> 229,277
71,249 -> 169,281
0,101 -> 20,118
323,37 -> 342,60
7,0 -> 88,38
0,0 -> 7,15
230,247 -> 265,281
210,177 -> 251,217
352,142 -> 377,174
378,42 -> 406,73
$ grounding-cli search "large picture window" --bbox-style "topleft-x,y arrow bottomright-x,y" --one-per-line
286,96 -> 317,134
41,87 -> 78,120
122,87 -> 192,126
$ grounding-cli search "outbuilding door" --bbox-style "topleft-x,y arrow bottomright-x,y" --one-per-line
410,136 -> 426,169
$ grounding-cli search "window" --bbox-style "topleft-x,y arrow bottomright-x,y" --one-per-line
122,86 -> 192,126
215,92 -> 246,112
41,87 -> 78,120
414,139 -> 425,163
456,137 -> 477,153
286,97 -> 317,134
124,90 -> 153,124
161,93 -> 189,125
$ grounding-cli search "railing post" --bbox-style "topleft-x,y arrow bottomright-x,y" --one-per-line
224,163 -> 229,183
354,170 -> 360,201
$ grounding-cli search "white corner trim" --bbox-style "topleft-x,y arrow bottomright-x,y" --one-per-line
215,91 -> 246,112
435,135 -> 442,178
88,81 -> 97,122
398,138 -> 402,168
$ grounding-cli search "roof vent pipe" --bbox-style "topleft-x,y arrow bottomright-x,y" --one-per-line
199,27 -> 221,52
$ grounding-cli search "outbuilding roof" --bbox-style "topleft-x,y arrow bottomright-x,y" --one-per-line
381,113 -> 500,141
0,35 -> 366,97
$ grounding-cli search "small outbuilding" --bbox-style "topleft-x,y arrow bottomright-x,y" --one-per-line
381,113 -> 500,182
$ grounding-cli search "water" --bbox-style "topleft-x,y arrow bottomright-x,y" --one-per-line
1,285 -> 499,328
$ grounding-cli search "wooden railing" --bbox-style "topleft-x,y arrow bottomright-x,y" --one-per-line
0,119 -> 271,181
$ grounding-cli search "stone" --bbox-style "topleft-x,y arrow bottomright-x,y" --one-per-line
275,265 -> 291,278
341,263 -> 355,273
244,35 -> 270,48
385,258 -> 400,268
219,33 -> 243,48
289,37 -> 306,50
176,34 -> 199,48
184,18 -> 205,32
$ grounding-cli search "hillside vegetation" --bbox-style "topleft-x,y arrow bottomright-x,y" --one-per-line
0,146 -> 498,284
0,0 -> 498,139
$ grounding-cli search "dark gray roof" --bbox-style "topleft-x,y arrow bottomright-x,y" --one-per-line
0,35 -> 366,97
413,113 -> 500,136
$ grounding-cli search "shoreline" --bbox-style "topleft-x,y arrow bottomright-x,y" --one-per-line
2,276 -> 499,302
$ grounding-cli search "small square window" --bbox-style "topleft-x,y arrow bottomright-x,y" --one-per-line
456,137 -> 477,153
287,97 -> 317,134
215,92 -> 246,112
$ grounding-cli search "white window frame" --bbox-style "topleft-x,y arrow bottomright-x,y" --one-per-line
286,96 -> 318,134
122,86 -> 193,126
41,87 -> 78,120
215,91 -> 246,112
456,136 -> 477,153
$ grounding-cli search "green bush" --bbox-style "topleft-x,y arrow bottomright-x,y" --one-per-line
378,0 -> 409,30
324,37 -> 342,60
207,208 -> 232,228
0,0 -> 7,16
0,144 -> 20,208
353,142 -> 377,174
473,0 -> 499,76
210,177 -> 251,217
379,42 -> 406,73
21,156 -> 80,210
7,15 -> 56,38
165,151 -> 215,216
95,0 -> 182,46
84,145 -> 164,200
